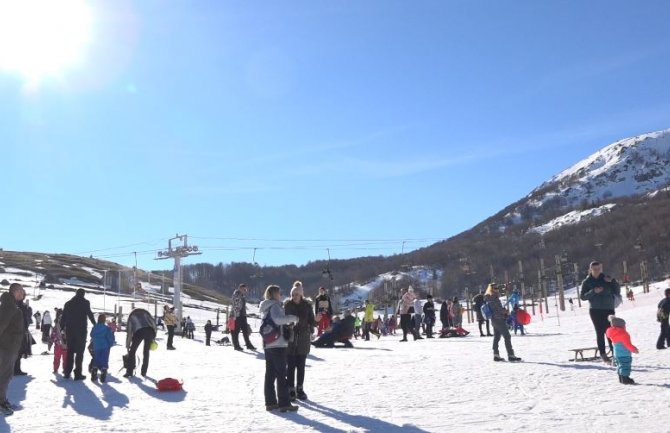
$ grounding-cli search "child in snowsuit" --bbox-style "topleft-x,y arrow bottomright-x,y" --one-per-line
89,314 -> 115,382
605,315 -> 639,385
50,316 -> 68,374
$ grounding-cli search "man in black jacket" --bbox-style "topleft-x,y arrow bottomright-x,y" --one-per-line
61,289 -> 96,380
472,290 -> 492,337
423,295 -> 436,338
13,288 -> 32,376
580,261 -> 620,363
657,288 -> 670,350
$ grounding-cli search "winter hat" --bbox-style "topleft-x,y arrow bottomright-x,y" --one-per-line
608,315 -> 625,328
290,284 -> 304,298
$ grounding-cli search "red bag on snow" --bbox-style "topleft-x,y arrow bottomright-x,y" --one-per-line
517,310 -> 531,326
157,378 -> 183,392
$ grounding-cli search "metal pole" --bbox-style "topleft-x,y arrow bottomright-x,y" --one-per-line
174,255 -> 182,324
518,260 -> 526,309
540,258 -> 549,313
574,263 -> 582,308
555,255 -> 565,311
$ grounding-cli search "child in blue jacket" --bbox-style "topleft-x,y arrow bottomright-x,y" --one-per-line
90,313 -> 115,383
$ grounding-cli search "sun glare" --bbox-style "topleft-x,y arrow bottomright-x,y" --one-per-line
0,0 -> 93,87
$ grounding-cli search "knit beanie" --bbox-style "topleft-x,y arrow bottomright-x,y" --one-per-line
290,285 -> 304,298
608,315 -> 625,328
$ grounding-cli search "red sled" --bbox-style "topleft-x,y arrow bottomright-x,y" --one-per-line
157,378 -> 184,392
517,310 -> 531,325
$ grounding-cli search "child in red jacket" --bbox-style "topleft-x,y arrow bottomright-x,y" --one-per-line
605,315 -> 639,385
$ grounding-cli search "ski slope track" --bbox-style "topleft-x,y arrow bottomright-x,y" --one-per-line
2,269 -> 669,433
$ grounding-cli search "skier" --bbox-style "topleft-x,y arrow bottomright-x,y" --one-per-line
284,281 -> 319,402
657,288 -> 670,350
485,284 -> 521,362
259,285 -> 299,413
472,290 -> 492,337
423,295 -> 436,338
605,315 -> 639,384
89,313 -> 115,382
580,261 -> 620,363
314,286 -> 333,336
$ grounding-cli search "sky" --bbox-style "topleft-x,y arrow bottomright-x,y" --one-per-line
1,0 -> 670,271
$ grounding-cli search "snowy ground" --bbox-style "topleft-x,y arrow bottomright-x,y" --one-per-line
2,280 -> 669,433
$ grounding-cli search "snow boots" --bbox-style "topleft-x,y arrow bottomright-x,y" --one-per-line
289,387 -> 297,402
91,368 -> 98,382
296,386 -> 308,401
619,374 -> 636,385
92,368 -> 108,383
0,400 -> 13,416
279,404 -> 299,413
508,356 -> 522,362
493,355 -> 505,362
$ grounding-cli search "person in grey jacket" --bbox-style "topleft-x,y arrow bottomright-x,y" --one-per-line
484,283 -> 521,362
412,297 -> 424,340
124,308 -> 157,377
259,285 -> 298,413
580,261 -> 620,363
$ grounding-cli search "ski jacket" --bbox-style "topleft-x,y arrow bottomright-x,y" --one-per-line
423,301 -> 435,318
259,299 -> 297,350
398,292 -> 415,315
90,323 -> 115,351
314,294 -> 333,315
126,309 -> 157,349
204,323 -> 213,334
439,302 -> 449,322
50,322 -> 67,349
42,311 -> 52,326
163,310 -> 178,327
284,297 -> 317,356
61,291 -> 96,341
231,289 -> 247,319
0,292 -> 25,354
580,273 -> 621,310
413,299 -> 423,316
364,303 -> 375,322
484,294 -> 507,322
605,327 -> 638,357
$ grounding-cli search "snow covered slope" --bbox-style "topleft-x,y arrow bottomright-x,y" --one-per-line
531,128 -> 670,207
529,203 -> 616,235
3,277 -> 669,433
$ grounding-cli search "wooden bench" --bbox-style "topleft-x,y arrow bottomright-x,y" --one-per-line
568,347 -> 612,362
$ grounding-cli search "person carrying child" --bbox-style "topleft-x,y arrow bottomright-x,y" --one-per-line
90,313 -> 115,382
605,315 -> 639,385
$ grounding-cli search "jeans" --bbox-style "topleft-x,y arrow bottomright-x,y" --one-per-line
491,319 -> 515,356
264,348 -> 290,406
127,327 -> 156,376
589,309 -> 615,357
400,314 -> 411,340
166,325 -> 175,348
657,319 -> 670,349
232,316 -> 253,349
287,354 -> 307,389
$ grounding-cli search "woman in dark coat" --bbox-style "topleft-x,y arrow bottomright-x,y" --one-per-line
284,281 -> 318,401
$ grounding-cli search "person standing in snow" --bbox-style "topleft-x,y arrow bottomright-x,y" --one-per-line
61,288 -> 96,380
0,285 -> 27,416
580,261 -> 620,363
397,287 -> 416,342
412,296 -> 423,340
89,313 -> 115,382
363,299 -> 375,341
204,320 -> 213,346
186,317 -> 195,339
33,311 -> 41,330
284,281 -> 319,402
41,310 -> 53,343
605,315 -> 639,384
231,283 -> 256,351
13,290 -> 32,376
451,297 -> 463,329
472,290 -> 492,337
259,285 -> 299,412
163,305 -> 177,350
50,311 -> 67,374
124,308 -> 157,378
657,288 -> 670,350
485,284 -> 521,362
423,295 -> 436,338
314,286 -> 333,336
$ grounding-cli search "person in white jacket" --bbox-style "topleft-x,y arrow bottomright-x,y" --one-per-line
258,285 -> 298,413
412,297 -> 424,340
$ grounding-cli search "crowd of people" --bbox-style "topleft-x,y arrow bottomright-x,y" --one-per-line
1,258 -> 669,416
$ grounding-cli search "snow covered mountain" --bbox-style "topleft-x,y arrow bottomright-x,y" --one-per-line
500,128 -> 670,232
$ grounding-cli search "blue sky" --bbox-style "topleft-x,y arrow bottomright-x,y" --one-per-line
1,0 -> 669,270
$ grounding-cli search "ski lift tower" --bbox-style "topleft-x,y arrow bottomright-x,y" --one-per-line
155,234 -> 201,323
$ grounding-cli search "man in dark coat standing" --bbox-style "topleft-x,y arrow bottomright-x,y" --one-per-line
13,289 -> 32,376
61,288 -> 96,380
0,284 -> 27,415
580,261 -> 620,363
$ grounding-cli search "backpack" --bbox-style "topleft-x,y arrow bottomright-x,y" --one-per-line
260,309 -> 281,345
157,378 -> 183,392
481,302 -> 493,320
657,308 -> 669,323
